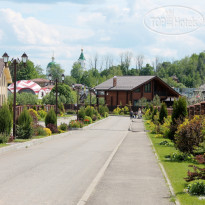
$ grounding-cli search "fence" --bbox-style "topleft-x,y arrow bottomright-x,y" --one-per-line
16,105 -> 55,119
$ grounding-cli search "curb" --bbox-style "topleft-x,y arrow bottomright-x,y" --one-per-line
0,117 -> 111,156
0,131 -> 74,156
144,127 -> 180,205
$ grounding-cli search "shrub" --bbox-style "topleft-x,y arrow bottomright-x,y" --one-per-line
85,106 -> 94,118
124,106 -> 129,114
59,123 -> 68,131
92,115 -> 97,121
0,133 -> 9,143
151,107 -> 158,122
165,152 -> 194,162
99,105 -> 109,116
46,123 -> 59,133
159,103 -> 168,124
113,107 -> 121,115
187,181 -> 205,196
195,154 -> 205,164
159,140 -> 170,146
0,103 -> 12,136
29,109 -> 40,123
84,116 -> 92,124
93,108 -> 98,116
67,109 -> 76,114
38,109 -> 47,119
33,125 -> 47,136
97,114 -> 101,120
144,109 -> 152,120
104,112 -> 109,118
175,117 -> 204,154
69,120 -> 83,128
59,102 -> 65,114
78,107 -> 86,120
17,108 -> 33,139
159,116 -> 171,138
43,128 -> 52,136
168,97 -> 188,141
45,108 -> 57,127
185,165 -> 205,182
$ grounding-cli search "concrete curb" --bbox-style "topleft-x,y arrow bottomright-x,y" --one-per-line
0,131 -> 74,156
0,117 -> 110,156
145,127 -> 180,205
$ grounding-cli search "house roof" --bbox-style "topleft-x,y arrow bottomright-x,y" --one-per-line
95,75 -> 180,96
32,78 -> 50,83
95,76 -> 155,91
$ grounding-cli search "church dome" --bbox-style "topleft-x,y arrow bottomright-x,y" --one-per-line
47,56 -> 56,68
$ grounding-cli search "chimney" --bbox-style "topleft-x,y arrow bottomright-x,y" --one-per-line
113,76 -> 117,87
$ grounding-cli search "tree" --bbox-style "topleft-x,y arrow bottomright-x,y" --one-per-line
159,103 -> 168,124
71,62 -> 84,83
0,104 -> 12,136
140,64 -> 154,75
64,76 -> 76,86
47,64 -> 64,82
135,54 -> 144,70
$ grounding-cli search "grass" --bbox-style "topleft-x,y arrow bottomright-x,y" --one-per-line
0,143 -> 9,148
144,121 -> 205,205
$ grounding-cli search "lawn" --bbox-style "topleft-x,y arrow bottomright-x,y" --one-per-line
144,121 -> 205,205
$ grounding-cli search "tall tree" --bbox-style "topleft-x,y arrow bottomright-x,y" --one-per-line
70,62 -> 84,83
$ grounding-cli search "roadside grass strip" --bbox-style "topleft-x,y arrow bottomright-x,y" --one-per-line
144,121 -> 205,205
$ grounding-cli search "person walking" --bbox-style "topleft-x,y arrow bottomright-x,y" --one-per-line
138,108 -> 142,119
130,110 -> 133,120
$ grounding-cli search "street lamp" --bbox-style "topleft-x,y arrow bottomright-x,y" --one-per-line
72,84 -> 84,121
86,87 -> 95,107
48,74 -> 65,120
2,52 -> 28,139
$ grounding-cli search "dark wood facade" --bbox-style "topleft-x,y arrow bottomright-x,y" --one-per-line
96,76 -> 180,107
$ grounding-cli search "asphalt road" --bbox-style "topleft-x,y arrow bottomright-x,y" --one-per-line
0,116 -> 130,205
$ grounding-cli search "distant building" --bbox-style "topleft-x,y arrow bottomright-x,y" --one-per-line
0,58 -> 12,106
95,76 -> 180,107
32,78 -> 50,87
46,55 -> 56,76
78,49 -> 86,70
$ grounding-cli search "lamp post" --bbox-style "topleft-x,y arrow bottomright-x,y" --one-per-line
2,52 -> 28,139
72,84 -> 84,121
86,87 -> 95,107
48,74 -> 65,119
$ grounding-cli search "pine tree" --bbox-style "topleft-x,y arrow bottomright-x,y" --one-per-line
159,103 -> 168,124
45,108 -> 57,127
0,103 -> 12,135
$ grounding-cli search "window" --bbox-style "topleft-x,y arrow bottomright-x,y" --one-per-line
134,87 -> 141,93
144,82 -> 151,93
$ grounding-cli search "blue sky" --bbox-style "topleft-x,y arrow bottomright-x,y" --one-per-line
0,0 -> 205,75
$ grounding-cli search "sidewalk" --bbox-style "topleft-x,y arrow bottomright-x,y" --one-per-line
86,119 -> 174,205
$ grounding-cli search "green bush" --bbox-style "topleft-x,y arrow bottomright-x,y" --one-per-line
113,107 -> 121,115
59,123 -> 68,131
175,117 -> 204,154
151,107 -> 158,122
187,181 -> 205,196
159,103 -> 168,124
85,106 -> 94,118
104,112 -> 109,118
99,105 -> 109,116
124,106 -> 129,114
78,107 -> 86,120
45,108 -> 57,127
69,120 -> 83,128
168,96 -> 188,141
38,109 -> 47,119
0,104 -> 12,136
58,102 -> 65,114
67,109 -> 76,114
9,92 -> 38,105
0,133 -> 9,143
17,109 -> 33,139
84,116 -> 92,124
33,125 -> 47,136
165,152 -> 194,162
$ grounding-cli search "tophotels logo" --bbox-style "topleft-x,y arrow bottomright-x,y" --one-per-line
144,5 -> 204,35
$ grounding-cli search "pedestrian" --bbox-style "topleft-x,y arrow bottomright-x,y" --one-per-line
130,110 -> 133,119
138,108 -> 142,119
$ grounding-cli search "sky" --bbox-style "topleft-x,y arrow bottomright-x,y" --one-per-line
0,0 -> 205,75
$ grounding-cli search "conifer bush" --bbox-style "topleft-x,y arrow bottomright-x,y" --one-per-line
0,103 -> 12,136
85,106 -> 94,118
45,108 -> 57,127
17,108 -> 33,139
159,103 -> 168,124
78,107 -> 86,120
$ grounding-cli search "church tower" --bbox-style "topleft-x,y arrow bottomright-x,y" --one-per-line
78,48 -> 86,70
46,54 -> 56,76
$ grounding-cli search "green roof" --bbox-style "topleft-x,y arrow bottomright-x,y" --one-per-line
78,49 -> 85,60
47,56 -> 56,68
